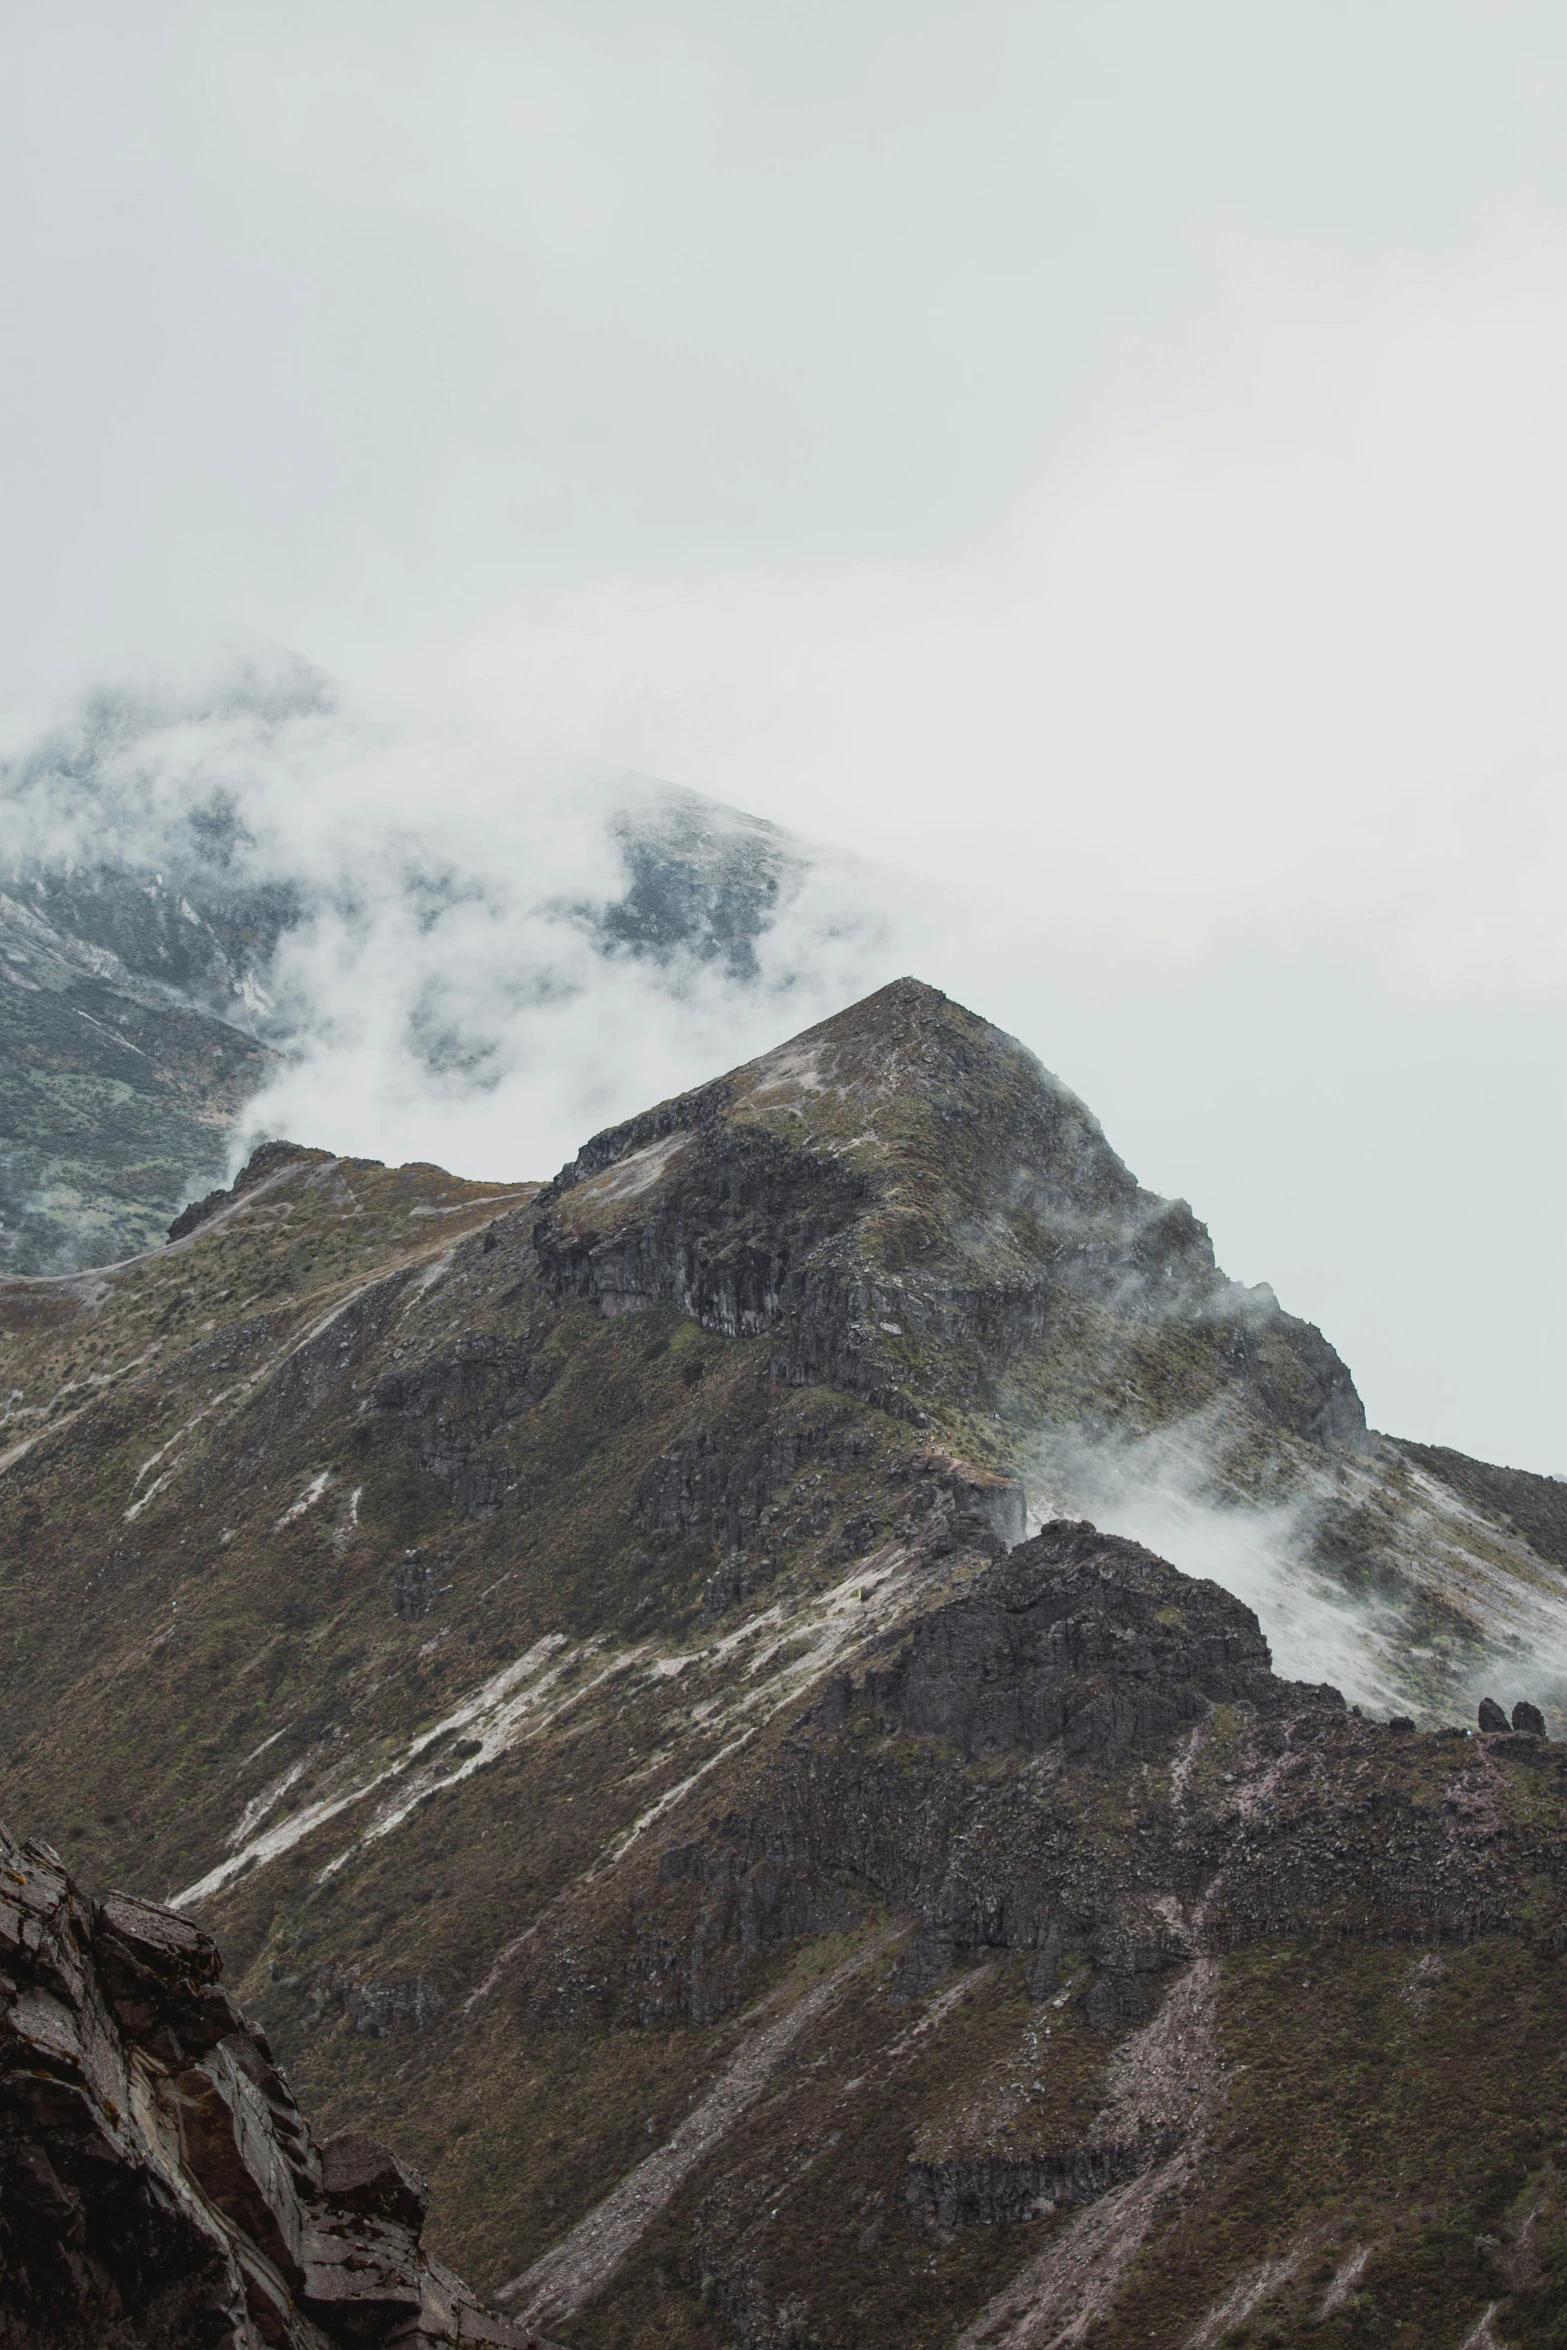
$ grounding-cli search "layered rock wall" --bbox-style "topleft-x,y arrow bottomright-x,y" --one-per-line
0,1825 -> 535,2349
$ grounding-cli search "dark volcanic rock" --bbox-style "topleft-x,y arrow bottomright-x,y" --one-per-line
862,1518 -> 1276,1765
528,977 -> 1367,1448
1513,1700 -> 1546,1738
905,2143 -> 1149,2228
639,1517 -> 1567,2044
535,1113 -> 894,1402
167,1139 -> 321,1242
372,1336 -> 552,1520
393,1551 -> 437,1620
0,1822 -> 531,2348
1479,1698 -> 1509,1732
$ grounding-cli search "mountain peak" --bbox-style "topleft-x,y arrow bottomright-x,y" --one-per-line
536,977 -> 1364,1453
3,977 -> 1565,2347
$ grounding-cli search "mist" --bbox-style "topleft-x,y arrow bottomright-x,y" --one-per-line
0,650 -> 903,1187
1,2 -> 1563,1471
1026,1411 -> 1567,1730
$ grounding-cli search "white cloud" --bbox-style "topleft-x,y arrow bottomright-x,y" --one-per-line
441,248 -> 1567,997
2,1 -> 1564,1472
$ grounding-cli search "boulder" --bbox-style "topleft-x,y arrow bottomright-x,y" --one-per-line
1478,1698 -> 1509,1732
859,1519 -> 1277,1766
1512,1700 -> 1547,1739
0,1819 -> 535,2349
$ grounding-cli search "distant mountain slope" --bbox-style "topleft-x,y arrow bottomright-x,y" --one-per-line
0,663 -> 863,1274
1393,1438 -> 1567,1568
3,979 -> 1567,2347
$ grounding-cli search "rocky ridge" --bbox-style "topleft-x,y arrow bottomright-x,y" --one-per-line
1,979 -> 1567,2345
531,976 -> 1366,1452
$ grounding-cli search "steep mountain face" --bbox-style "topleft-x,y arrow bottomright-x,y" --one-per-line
2,979 -> 1566,2348
0,880 -> 281,1278
530,974 -> 1364,1449
0,673 -> 846,1276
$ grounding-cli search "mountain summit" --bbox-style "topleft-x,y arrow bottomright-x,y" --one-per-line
2,979 -> 1567,2345
534,974 -> 1365,1451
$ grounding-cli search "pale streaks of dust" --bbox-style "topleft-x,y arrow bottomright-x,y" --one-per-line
737,1039 -> 826,1105
1401,1950 -> 1445,2011
182,1524 -> 928,1942
952,2155 -> 1190,2350
1459,2306 -> 1510,2350
125,1378 -> 250,1511
954,1698 -> 1412,2349
160,1154 -> 317,1257
121,1247 -> 417,1523
407,1190 -> 534,1217
1167,1720 -> 1204,1813
225,1758 -> 309,1853
1318,2244 -> 1370,2317
463,1711 -> 805,2015
574,1131 -> 690,1206
951,1955 -> 1223,2350
601,1731 -> 756,1869
335,1642 -> 626,1869
495,1931 -> 897,2328
464,1541 -> 930,2014
274,1469 -> 332,1528
884,1962 -> 994,2062
170,1633 -> 571,1907
1227,1730 -> 1308,1829
1096,1943 -> 1215,2148
0,1334 -> 165,1471
1184,2237 -> 1316,2348
123,1458 -> 186,1521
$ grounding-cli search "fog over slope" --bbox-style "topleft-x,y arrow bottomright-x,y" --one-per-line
3,632 -> 1563,1727
3,663 -> 1566,1727
0,647 -> 897,1272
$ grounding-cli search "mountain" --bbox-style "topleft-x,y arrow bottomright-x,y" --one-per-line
3,978 -> 1567,2347
0,667 -> 858,1276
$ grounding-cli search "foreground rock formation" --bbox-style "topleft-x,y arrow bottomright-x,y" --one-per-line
4,977 -> 1567,2346
0,1823 -> 534,2347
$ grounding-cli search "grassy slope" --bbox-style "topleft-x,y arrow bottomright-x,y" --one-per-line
1,985 -> 1566,2345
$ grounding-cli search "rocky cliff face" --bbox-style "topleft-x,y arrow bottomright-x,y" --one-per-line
2,979 -> 1567,2348
0,1823 -> 535,2348
532,977 -> 1366,1451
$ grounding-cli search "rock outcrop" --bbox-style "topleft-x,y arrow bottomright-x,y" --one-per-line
848,1517 -> 1280,1763
0,1823 -> 535,2348
167,1142 -> 324,1244
632,1520 -> 1567,2036
531,978 -> 1367,1447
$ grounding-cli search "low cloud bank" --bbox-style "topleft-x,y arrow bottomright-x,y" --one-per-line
0,643 -> 898,1186
1026,1421 -> 1411,1717
1027,1417 -> 1567,1730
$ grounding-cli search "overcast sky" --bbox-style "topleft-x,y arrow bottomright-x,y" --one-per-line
3,1 -> 1565,1471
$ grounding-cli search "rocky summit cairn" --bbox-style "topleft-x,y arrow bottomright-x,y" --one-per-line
0,1823 -> 536,2349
